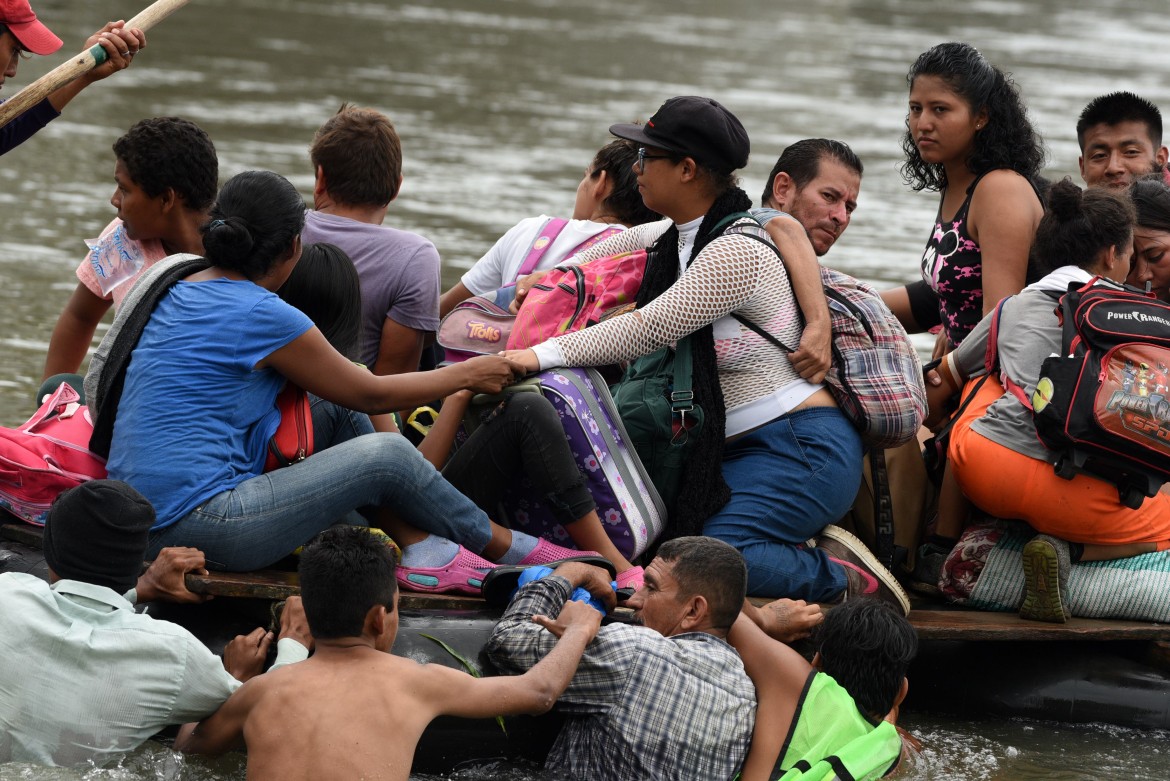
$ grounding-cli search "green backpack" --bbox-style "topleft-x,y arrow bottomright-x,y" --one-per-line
611,332 -> 703,513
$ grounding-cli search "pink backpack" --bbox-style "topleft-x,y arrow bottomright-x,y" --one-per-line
506,248 -> 648,350
0,382 -> 108,526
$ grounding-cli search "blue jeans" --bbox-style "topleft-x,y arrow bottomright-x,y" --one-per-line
703,407 -> 863,601
147,398 -> 493,571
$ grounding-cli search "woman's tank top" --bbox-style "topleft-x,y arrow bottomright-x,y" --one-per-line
920,172 -> 989,348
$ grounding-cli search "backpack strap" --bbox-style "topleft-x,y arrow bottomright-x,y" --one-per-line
987,296 -> 1032,410
720,222 -> 804,350
565,225 -> 622,259
513,217 -> 570,283
671,335 -> 697,436
731,311 -> 797,353
708,211 -> 757,236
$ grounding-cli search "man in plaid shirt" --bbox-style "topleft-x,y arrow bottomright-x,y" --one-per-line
486,536 -> 756,780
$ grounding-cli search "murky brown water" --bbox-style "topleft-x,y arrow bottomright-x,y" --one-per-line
5,0 -> 1170,777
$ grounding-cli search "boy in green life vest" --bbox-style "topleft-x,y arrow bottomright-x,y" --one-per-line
730,598 -> 919,781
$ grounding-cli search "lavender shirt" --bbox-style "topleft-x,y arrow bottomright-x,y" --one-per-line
300,210 -> 441,368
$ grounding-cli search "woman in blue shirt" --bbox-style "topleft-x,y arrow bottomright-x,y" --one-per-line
105,170 -> 573,595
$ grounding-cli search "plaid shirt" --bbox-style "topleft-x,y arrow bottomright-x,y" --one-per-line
485,576 -> 756,781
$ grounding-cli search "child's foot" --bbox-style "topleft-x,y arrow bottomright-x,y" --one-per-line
1020,534 -> 1071,623
518,537 -> 600,567
396,546 -> 494,595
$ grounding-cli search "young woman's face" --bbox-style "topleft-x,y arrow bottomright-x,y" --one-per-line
1131,227 -> 1170,300
908,75 -> 986,168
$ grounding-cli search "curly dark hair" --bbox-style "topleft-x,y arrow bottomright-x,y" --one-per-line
899,42 -> 1045,192
589,139 -> 660,226
1033,178 -> 1134,276
201,171 -> 306,279
112,117 -> 218,211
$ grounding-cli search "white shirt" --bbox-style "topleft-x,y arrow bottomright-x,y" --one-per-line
461,215 -> 626,296
0,573 -> 304,766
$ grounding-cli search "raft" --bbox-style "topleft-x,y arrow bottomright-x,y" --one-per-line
3,520 -> 1170,772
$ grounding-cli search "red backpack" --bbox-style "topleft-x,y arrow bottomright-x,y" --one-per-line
506,248 -> 648,350
0,382 -> 107,525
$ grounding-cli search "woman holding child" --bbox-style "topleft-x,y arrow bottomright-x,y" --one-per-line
92,170 -> 588,594
506,96 -> 906,608
930,179 -> 1170,622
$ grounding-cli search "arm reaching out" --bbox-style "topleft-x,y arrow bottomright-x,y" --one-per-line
728,612 -> 815,781
427,599 -> 602,719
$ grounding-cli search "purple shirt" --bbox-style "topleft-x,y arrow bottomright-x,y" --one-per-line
300,210 -> 441,368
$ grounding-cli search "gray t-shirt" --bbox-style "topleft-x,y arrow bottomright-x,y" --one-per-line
952,266 -> 1093,461
301,210 -> 441,368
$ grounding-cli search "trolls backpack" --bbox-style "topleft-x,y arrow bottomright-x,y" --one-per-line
0,382 -> 108,525
1025,277 -> 1170,508
506,248 -> 648,350
723,224 -> 927,449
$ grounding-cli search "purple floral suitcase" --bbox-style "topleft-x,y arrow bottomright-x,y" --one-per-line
466,367 -> 667,561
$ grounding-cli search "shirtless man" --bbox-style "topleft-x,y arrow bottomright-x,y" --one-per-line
175,526 -> 602,780
1077,91 -> 1168,191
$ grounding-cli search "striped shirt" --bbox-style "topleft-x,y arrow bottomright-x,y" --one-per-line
486,576 -> 756,780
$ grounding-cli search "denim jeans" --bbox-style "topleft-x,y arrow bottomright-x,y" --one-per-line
442,393 -> 595,525
703,406 -> 863,601
147,397 -> 493,571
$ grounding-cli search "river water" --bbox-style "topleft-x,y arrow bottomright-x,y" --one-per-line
4,0 -> 1170,778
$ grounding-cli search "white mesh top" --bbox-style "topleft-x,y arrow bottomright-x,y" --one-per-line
533,217 -> 820,435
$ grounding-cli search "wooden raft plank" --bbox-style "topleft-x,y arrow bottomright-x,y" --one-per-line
1,523 -> 43,547
184,569 -> 488,611
908,608 -> 1170,641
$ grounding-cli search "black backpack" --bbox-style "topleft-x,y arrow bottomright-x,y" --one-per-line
1027,277 -> 1170,508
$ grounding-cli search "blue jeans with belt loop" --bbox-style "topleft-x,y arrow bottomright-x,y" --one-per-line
146,397 -> 494,571
702,406 -> 863,601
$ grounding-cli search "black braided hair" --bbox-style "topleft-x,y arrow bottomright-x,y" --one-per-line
636,186 -> 754,544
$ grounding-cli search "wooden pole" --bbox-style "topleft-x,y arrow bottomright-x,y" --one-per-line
0,0 -> 190,129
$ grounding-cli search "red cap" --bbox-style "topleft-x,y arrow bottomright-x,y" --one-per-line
0,0 -> 63,56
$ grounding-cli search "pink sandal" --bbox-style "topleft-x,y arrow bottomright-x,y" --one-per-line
396,546 -> 494,595
616,566 -> 645,592
518,537 -> 601,567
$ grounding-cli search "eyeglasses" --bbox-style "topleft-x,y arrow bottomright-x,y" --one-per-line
635,147 -> 674,174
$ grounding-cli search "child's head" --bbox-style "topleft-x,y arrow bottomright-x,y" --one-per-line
277,242 -> 363,360
1033,178 -> 1135,280
113,116 -> 218,213
310,103 -> 402,207
813,599 -> 918,720
298,526 -> 398,642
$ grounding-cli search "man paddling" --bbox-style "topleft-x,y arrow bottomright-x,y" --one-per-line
0,0 -> 144,156
0,480 -> 310,766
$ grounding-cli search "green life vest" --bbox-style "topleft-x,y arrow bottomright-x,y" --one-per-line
736,672 -> 902,781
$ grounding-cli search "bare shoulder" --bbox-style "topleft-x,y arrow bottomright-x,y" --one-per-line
972,169 -> 1041,204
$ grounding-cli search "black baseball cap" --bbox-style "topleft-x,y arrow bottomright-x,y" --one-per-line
610,96 -> 750,174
